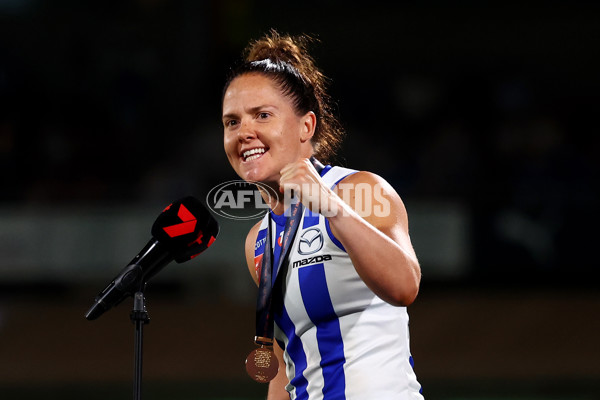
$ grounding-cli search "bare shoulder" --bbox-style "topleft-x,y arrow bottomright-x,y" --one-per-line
245,220 -> 263,251
331,170 -> 417,262
334,170 -> 408,220
244,220 -> 263,286
338,170 -> 399,195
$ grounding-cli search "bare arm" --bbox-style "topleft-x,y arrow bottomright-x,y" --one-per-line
279,159 -> 421,306
328,171 -> 421,306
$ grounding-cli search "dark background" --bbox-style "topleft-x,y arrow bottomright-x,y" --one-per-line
1,1 -> 598,399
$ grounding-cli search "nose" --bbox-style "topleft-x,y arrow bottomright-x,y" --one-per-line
237,120 -> 256,142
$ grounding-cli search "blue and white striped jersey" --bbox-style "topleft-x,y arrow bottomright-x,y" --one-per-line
254,165 -> 423,400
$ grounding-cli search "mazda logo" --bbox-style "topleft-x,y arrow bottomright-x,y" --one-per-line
298,228 -> 323,255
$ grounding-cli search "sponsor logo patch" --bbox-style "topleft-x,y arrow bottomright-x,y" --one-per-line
292,254 -> 332,268
298,228 -> 323,255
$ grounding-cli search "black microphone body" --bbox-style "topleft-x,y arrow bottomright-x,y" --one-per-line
85,197 -> 219,321
85,239 -> 173,320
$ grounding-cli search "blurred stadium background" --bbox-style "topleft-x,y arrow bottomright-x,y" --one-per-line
1,1 -> 598,399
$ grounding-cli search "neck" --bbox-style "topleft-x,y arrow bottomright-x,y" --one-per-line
258,184 -> 286,215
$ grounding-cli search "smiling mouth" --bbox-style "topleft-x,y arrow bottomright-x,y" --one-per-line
242,147 -> 267,162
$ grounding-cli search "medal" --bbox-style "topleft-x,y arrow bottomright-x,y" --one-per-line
245,340 -> 279,383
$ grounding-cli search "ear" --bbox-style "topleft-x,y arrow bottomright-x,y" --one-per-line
300,111 -> 317,142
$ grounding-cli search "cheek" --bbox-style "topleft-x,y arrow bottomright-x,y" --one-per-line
277,125 -> 300,149
223,141 -> 239,168
223,139 -> 238,166
223,134 -> 235,153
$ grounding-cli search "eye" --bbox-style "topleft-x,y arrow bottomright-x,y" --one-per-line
224,119 -> 238,128
257,112 -> 270,120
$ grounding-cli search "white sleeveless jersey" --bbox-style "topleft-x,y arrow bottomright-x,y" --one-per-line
254,165 -> 423,400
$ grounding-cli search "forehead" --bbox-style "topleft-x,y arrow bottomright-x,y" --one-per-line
223,74 -> 289,110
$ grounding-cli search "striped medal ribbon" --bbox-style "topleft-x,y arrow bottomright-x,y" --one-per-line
246,201 -> 304,383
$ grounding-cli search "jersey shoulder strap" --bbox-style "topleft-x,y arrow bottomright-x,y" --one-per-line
321,165 -> 359,188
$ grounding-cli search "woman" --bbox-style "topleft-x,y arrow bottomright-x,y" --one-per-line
222,30 -> 424,400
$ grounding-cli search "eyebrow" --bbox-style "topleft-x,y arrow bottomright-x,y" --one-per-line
222,112 -> 238,121
222,104 -> 279,121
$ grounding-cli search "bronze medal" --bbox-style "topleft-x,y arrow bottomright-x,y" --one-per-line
245,346 -> 279,383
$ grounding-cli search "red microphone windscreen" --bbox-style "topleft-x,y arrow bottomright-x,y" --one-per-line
151,196 -> 219,263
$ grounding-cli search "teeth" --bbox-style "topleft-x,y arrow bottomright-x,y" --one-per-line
243,148 -> 266,160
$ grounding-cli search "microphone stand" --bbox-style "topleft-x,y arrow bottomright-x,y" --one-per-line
130,290 -> 150,400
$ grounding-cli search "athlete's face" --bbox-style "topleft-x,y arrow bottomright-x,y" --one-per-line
222,73 -> 314,184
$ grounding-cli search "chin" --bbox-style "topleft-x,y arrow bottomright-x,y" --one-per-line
236,157 -> 270,183
242,170 -> 268,184
235,163 -> 258,182
245,168 -> 281,186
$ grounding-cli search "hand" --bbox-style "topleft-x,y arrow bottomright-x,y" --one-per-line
279,158 -> 338,216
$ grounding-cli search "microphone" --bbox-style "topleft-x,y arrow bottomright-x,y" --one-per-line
85,196 -> 219,320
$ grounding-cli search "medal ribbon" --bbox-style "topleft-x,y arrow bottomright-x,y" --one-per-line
254,157 -> 324,347
255,201 -> 303,346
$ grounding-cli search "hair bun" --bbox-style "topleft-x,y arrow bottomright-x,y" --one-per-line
245,29 -> 309,72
